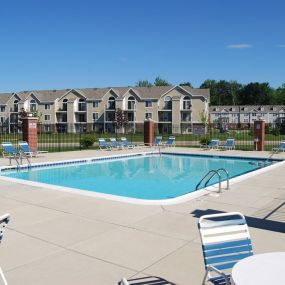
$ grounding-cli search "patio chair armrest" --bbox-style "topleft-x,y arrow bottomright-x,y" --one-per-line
206,265 -> 231,285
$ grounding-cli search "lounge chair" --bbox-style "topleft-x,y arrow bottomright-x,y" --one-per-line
120,137 -> 135,149
109,138 -> 122,149
198,212 -> 253,285
98,138 -> 111,150
1,142 -> 22,165
144,136 -> 162,147
201,139 -> 219,150
163,136 -> 175,147
272,141 -> 285,152
119,276 -> 175,285
18,141 -> 48,157
153,136 -> 162,146
219,138 -> 235,150
0,213 -> 10,285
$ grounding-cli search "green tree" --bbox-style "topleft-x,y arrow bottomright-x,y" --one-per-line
179,82 -> 193,88
273,83 -> 285,104
200,79 -> 242,105
112,108 -> 129,134
136,80 -> 153,87
154,76 -> 171,86
237,82 -> 274,105
199,110 -> 209,134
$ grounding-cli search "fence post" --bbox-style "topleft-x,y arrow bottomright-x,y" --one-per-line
22,116 -> 38,150
144,119 -> 155,146
254,119 -> 265,151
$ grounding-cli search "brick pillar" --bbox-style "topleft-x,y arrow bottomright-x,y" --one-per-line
22,117 -> 38,150
144,119 -> 155,146
254,120 -> 265,151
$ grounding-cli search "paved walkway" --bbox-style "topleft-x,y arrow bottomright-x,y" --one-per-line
0,148 -> 284,284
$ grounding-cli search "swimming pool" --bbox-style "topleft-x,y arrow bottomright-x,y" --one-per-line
0,153 -> 274,200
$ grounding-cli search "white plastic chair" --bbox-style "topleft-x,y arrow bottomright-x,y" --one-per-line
0,213 -> 10,285
198,212 -> 253,285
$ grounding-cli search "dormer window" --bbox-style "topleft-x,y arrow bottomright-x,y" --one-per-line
127,96 -> 135,110
183,96 -> 191,110
62,99 -> 68,111
30,99 -> 37,112
107,96 -> 115,110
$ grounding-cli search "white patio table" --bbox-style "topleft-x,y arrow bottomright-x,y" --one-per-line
231,252 -> 285,285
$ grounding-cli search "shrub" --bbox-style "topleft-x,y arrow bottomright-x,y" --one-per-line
200,136 -> 210,145
80,135 -> 96,148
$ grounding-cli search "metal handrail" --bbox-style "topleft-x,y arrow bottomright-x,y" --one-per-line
205,168 -> 230,190
196,170 -> 221,192
19,152 -> 32,169
196,168 -> 230,193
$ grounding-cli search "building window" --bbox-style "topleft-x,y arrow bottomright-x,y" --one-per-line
145,112 -> 152,119
127,96 -> 136,110
252,113 -> 256,116
145,100 -> 152,108
13,100 -> 19,112
44,125 -> 51,132
62,99 -> 68,111
30,99 -> 37,112
164,96 -> 172,110
0,117 -> 5,124
93,101 -> 99,108
107,96 -> 115,110
45,104 -> 51,110
44,114 -> 51,121
78,98 -> 86,111
93,112 -> 99,121
183,96 -> 191,110
0,106 -> 5,112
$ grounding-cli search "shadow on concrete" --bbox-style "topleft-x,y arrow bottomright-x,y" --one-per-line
191,206 -> 285,234
118,276 -> 176,284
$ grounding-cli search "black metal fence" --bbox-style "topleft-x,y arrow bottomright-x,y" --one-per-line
0,122 -> 284,152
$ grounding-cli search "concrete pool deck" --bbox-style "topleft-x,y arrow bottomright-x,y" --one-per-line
0,147 -> 284,284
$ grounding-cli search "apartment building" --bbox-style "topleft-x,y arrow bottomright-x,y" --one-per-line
210,105 -> 285,127
0,85 -> 210,134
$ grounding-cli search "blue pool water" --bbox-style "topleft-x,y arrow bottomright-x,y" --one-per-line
1,154 -> 270,200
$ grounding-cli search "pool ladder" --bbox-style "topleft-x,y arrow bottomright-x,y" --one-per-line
196,168 -> 230,193
13,152 -> 32,170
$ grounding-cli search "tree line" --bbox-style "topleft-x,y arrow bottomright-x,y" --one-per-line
136,77 -> 285,106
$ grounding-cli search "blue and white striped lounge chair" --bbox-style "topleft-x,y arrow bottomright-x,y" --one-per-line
110,138 -> 122,149
119,276 -> 174,285
198,212 -> 253,285
1,142 -> 22,165
272,141 -> 285,152
201,139 -> 219,150
163,136 -> 175,147
18,141 -> 48,157
98,138 -> 111,150
219,138 -> 235,150
153,136 -> 162,146
120,137 -> 135,149
0,213 -> 10,285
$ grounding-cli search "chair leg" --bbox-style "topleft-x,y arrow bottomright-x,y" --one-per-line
0,266 -> 8,285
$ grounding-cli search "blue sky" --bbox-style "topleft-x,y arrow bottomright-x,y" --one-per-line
0,0 -> 284,92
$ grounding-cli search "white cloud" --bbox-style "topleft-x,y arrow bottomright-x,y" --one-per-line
226,44 -> 253,49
